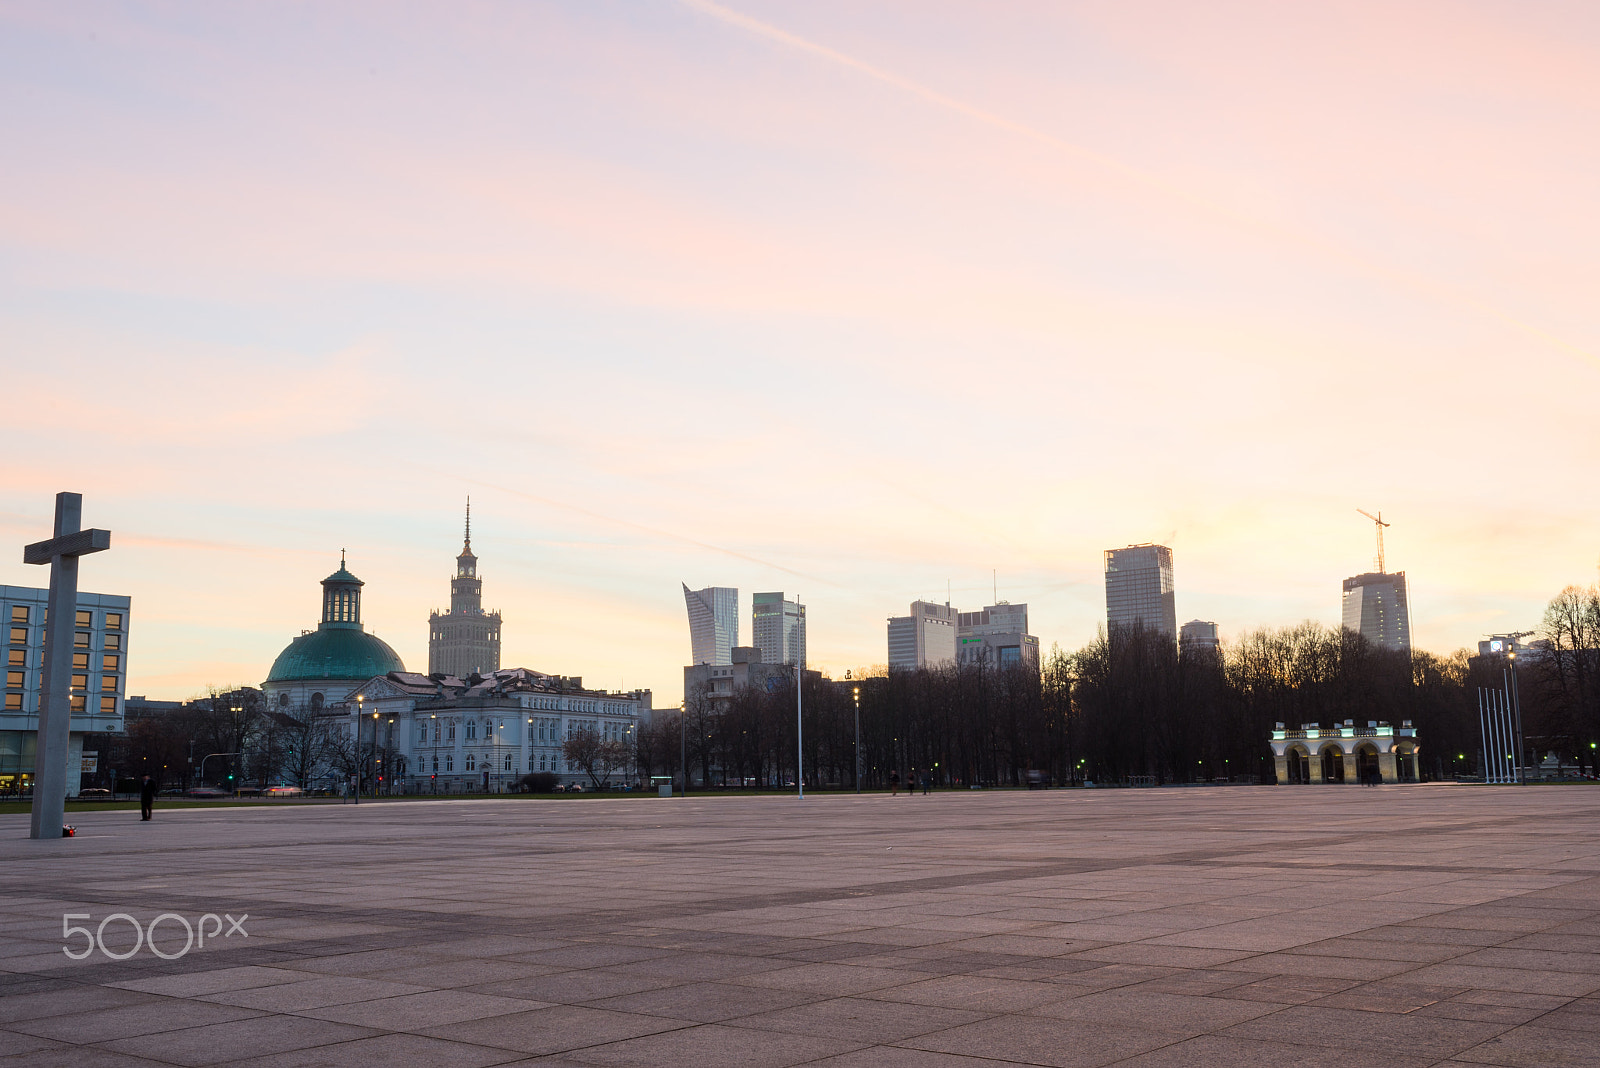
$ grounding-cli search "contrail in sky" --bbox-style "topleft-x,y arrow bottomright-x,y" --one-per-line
463,474 -> 841,588
679,0 -> 1599,373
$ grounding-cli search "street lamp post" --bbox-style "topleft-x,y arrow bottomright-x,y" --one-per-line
679,700 -> 687,796
853,685 -> 860,794
352,694 -> 363,804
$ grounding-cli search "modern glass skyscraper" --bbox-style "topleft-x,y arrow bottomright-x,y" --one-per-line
1104,544 -> 1177,639
1342,572 -> 1411,653
683,584 -> 738,666
753,592 -> 806,666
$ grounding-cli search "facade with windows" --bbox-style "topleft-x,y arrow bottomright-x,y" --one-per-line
344,667 -> 651,791
1104,543 -> 1178,640
1341,572 -> 1411,653
887,601 -> 957,671
1,585 -> 130,795
1179,619 -> 1220,656
683,584 -> 738,666
956,602 -> 1039,669
752,591 -> 806,666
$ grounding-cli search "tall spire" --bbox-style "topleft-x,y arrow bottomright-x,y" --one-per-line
463,496 -> 472,554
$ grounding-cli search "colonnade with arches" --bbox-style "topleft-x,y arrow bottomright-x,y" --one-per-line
1271,721 -> 1420,785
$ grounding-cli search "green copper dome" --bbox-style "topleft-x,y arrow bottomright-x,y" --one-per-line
265,626 -> 404,683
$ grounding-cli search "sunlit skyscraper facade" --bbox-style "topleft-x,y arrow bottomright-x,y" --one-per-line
753,592 -> 806,666
1341,572 -> 1411,653
1104,543 -> 1177,639
683,584 -> 738,666
887,601 -> 957,671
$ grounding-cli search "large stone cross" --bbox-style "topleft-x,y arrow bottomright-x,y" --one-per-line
23,493 -> 111,840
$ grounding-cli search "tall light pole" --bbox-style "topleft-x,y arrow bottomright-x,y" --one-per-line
1507,648 -> 1526,785
679,700 -> 686,796
352,694 -> 363,804
796,650 -> 804,801
853,685 -> 861,794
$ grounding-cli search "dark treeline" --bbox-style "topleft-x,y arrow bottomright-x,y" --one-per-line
642,582 -> 1600,789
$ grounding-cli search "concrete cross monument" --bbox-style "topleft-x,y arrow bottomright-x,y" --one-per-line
23,493 -> 111,840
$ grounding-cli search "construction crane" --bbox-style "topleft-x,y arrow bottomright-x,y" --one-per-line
1356,509 -> 1390,573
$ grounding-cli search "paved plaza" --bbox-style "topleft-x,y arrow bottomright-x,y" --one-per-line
2,786 -> 1598,1068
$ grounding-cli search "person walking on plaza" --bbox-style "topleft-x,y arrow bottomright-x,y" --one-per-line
139,775 -> 156,821
889,769 -> 899,796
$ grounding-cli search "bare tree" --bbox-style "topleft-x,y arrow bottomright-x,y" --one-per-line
562,726 -> 630,788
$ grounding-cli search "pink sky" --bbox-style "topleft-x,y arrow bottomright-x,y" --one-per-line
1,1 -> 1596,704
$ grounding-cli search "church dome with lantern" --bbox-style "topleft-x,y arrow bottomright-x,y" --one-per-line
262,559 -> 404,711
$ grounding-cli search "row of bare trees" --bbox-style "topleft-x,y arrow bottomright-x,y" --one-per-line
118,690 -> 382,791
636,584 -> 1600,790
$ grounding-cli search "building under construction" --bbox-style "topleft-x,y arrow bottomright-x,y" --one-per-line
1343,510 -> 1411,653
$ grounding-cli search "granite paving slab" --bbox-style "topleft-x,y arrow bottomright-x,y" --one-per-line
2,785 -> 1597,1067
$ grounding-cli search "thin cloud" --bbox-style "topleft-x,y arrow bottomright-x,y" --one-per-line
457,472 -> 842,589
680,0 -> 1600,374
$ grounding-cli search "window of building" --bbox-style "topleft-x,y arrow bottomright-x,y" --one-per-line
105,613 -> 122,630
70,695 -> 86,712
417,726 -> 428,744
5,671 -> 22,688
103,655 -> 119,671
431,755 -> 438,772
9,627 -> 26,644
70,674 -> 88,691
10,606 -> 28,623
445,754 -> 453,772
503,755 -> 512,771
105,634 -> 121,650
72,653 -> 89,671
74,632 -> 90,648
100,696 -> 117,713
466,722 -> 476,740
465,753 -> 475,771
4,694 -> 20,710
102,675 -> 119,693
7,650 -> 22,666
447,724 -> 456,741
75,610 -> 92,628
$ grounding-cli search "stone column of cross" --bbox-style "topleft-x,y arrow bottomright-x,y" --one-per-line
23,493 -> 111,840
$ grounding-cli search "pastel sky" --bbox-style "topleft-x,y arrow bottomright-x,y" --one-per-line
3,1 -> 1597,706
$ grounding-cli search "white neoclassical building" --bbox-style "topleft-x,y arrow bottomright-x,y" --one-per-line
342,668 -> 651,792
1271,720 -> 1420,784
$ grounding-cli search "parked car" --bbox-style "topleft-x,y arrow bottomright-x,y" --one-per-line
264,785 -> 303,797
567,783 -> 584,793
187,787 -> 230,798
75,788 -> 112,799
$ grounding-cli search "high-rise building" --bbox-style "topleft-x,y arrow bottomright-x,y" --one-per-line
683,585 -> 738,666
1,585 -> 130,796
1105,543 -> 1177,638
753,592 -> 806,666
428,502 -> 502,678
956,603 -> 1039,668
887,601 -> 957,671
1179,619 -> 1220,655
1341,572 -> 1410,653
